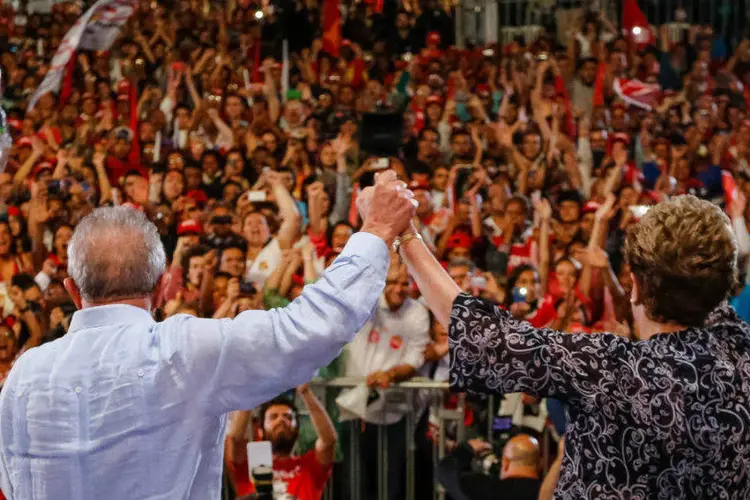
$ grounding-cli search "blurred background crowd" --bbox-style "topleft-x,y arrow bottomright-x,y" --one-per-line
1,0 -> 750,498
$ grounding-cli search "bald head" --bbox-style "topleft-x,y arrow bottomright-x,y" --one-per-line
501,434 -> 540,480
67,207 -> 166,303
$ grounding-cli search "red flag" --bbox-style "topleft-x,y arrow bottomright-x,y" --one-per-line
613,78 -> 662,110
322,0 -> 341,57
554,75 -> 575,137
592,61 -> 607,107
622,0 -> 654,44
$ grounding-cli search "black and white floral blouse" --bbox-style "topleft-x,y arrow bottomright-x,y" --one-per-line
449,293 -> 750,499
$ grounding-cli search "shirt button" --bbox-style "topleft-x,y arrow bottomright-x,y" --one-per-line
137,369 -> 144,377
75,386 -> 82,394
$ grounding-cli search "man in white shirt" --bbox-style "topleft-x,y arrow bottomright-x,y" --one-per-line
344,259 -> 430,500
0,171 -> 416,500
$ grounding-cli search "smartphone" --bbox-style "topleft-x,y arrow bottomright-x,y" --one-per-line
246,441 -> 273,472
373,157 -> 389,170
47,180 -> 61,196
239,281 -> 257,296
482,48 -> 495,57
512,286 -> 529,304
537,52 -> 549,61
402,52 -> 413,62
248,190 -> 267,202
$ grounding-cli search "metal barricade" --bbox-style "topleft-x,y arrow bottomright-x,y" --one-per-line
302,377 -> 558,500
307,377 -> 463,500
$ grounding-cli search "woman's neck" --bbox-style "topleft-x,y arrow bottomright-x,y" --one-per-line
639,317 -> 688,340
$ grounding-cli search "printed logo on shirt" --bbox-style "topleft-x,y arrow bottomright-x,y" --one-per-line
369,330 -> 380,344
389,335 -> 403,350
259,261 -> 269,271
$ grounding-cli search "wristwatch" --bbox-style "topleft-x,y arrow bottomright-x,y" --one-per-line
392,229 -> 423,254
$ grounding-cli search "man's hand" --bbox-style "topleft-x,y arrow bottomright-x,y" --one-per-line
366,370 -> 392,389
357,170 -> 417,247
467,438 -> 492,455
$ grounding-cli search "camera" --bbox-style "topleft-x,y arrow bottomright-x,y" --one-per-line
471,448 -> 500,477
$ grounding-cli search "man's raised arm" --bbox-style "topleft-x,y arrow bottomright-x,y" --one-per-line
168,172 -> 417,415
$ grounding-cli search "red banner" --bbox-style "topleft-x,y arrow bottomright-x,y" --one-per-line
322,0 -> 340,57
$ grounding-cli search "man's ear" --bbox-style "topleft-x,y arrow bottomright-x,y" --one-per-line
63,278 -> 82,310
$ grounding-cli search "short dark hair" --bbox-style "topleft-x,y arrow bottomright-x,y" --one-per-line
11,273 -> 38,291
222,240 -> 248,256
625,195 -> 737,326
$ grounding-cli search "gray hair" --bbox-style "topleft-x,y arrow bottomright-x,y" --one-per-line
68,207 -> 167,302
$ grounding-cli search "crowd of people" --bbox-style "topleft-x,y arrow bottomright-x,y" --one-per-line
0,0 -> 749,498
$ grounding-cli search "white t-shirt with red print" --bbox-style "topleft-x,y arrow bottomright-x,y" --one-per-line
343,295 -> 430,425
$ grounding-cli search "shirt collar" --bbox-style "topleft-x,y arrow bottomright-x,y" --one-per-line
68,304 -> 156,333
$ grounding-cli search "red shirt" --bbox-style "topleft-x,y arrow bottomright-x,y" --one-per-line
230,450 -> 331,500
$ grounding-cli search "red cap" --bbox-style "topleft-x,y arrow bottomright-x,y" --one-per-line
427,31 -> 441,46
408,181 -> 430,192
426,95 -> 443,106
185,189 -> 208,206
446,232 -> 472,250
582,201 -> 601,214
17,136 -> 32,147
610,132 -> 631,147
6,206 -> 20,217
177,219 -> 202,236
33,162 -> 53,177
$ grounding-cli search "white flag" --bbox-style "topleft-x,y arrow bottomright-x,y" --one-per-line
28,0 -> 136,111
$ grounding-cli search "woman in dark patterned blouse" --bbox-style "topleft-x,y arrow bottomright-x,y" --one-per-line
372,193 -> 750,499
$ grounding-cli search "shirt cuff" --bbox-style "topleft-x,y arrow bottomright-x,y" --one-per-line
339,232 -> 390,276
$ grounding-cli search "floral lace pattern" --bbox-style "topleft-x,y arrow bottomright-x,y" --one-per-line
449,293 -> 750,499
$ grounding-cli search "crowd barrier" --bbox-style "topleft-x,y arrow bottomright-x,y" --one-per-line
304,377 -> 552,500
